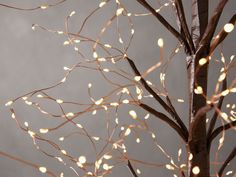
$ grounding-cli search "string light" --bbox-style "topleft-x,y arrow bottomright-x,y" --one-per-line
192,166 -> 200,175
224,23 -> 234,33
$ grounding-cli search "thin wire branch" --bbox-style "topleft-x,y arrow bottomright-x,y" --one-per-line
139,103 -> 188,142
127,160 -> 138,177
126,57 -> 188,140
0,151 -> 57,177
135,0 -> 191,54
218,147 -> 236,177
208,120 -> 236,146
0,0 -> 67,11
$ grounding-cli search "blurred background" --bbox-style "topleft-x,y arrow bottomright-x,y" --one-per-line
0,0 -> 235,176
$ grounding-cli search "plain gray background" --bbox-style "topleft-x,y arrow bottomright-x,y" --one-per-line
0,0 -> 235,177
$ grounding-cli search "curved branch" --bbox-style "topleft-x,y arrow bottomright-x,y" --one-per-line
218,147 -> 236,177
127,160 -> 138,177
208,120 -> 236,146
126,57 -> 188,139
190,104 -> 213,134
198,0 -> 229,53
140,103 -> 188,142
207,78 -> 227,139
210,13 -> 236,54
135,0 -> 191,54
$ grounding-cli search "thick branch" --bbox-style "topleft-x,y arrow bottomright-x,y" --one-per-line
207,78 -> 227,139
208,120 -> 236,146
198,0 -> 229,53
174,0 -> 195,54
126,57 -> 188,138
191,0 -> 209,47
135,0 -> 191,54
140,103 -> 188,142
210,14 -> 236,54
218,147 -> 236,177
127,160 -> 138,177
190,104 -> 213,135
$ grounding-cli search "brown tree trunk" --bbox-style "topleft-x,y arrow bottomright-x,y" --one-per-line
187,53 -> 210,177
186,0 -> 210,176
187,50 -> 210,177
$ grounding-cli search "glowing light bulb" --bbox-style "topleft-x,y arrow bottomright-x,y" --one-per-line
157,38 -> 164,47
199,58 -> 207,65
192,166 -> 200,175
78,156 -> 86,164
39,167 -> 47,173
224,23 -> 234,33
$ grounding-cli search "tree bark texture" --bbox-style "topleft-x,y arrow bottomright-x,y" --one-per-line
187,1 -> 210,176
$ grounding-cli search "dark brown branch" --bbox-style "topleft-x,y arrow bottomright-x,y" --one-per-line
210,14 -> 236,54
198,0 -> 229,53
166,96 -> 189,138
126,57 -> 188,139
207,78 -> 227,139
127,160 -> 138,177
135,0 -> 191,54
191,0 -> 209,47
140,103 -> 188,142
208,120 -> 236,146
218,147 -> 236,177
190,104 -> 213,134
174,0 -> 195,54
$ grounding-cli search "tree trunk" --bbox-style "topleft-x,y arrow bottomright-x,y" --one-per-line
187,52 -> 210,177
186,0 -> 210,176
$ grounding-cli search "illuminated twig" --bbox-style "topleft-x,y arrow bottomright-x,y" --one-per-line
0,151 -> 57,177
0,0 -> 67,11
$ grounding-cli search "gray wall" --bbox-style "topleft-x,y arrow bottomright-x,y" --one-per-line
0,0 -> 235,177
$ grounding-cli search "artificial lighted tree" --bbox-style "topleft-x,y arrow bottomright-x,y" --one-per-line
1,0 -> 236,177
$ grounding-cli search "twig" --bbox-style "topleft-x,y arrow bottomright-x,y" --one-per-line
140,103 -> 187,142
218,147 -> 236,177
208,120 -> 236,147
0,151 -> 57,177
135,0 -> 191,54
127,160 -> 138,177
126,57 -> 188,140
